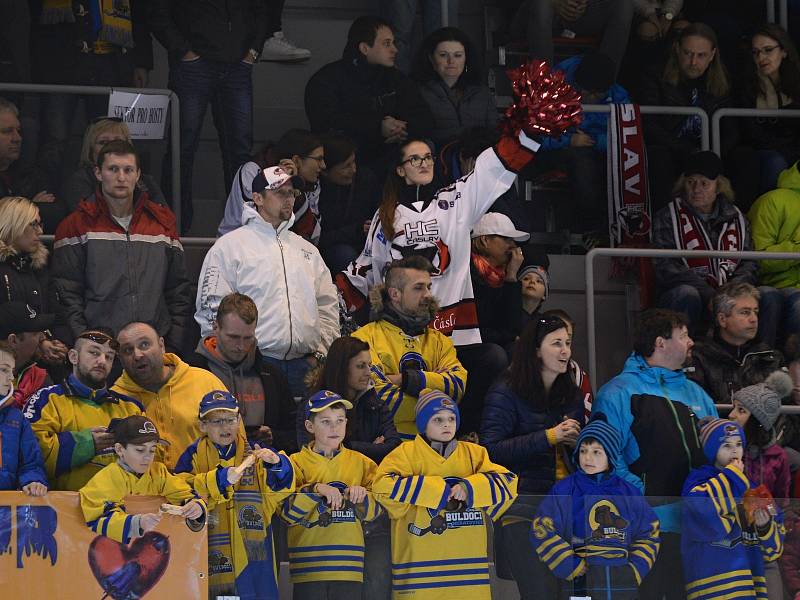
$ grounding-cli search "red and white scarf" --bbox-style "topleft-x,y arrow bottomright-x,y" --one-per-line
668,198 -> 747,287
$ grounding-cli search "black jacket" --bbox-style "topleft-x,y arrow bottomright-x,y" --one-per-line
481,379 -> 584,494
689,335 -> 783,404
305,53 -> 435,162
0,240 -> 51,312
149,0 -> 267,62
188,348 -> 298,454
318,167 -> 381,253
470,260 -> 522,348
295,387 -> 401,464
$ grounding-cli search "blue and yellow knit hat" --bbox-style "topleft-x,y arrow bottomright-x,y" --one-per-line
699,418 -> 745,464
415,389 -> 460,433
573,412 -> 620,472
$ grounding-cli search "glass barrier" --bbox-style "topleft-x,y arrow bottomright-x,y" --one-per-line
3,490 -> 798,599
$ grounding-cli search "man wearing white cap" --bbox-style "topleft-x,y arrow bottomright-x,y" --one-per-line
460,212 -> 530,433
196,166 -> 339,400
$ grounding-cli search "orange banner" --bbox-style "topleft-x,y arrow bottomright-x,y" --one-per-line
0,491 -> 207,599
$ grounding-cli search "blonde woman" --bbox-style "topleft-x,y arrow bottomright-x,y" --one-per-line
0,196 -> 67,364
61,118 -> 165,212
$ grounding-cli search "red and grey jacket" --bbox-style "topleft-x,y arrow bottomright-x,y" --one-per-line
52,189 -> 191,350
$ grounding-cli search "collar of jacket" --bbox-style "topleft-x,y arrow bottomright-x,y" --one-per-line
623,352 -> 688,385
198,335 -> 257,374
0,239 -> 48,271
241,202 -> 295,236
398,180 -> 437,212
80,187 -> 164,229
64,372 -> 117,403
675,194 -> 739,225
116,352 -> 189,395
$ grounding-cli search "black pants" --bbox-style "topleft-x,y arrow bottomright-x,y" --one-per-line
499,517 -> 559,599
638,531 -> 686,600
456,342 -> 509,435
293,580 -> 362,600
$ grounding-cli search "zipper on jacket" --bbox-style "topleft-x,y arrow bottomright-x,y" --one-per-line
125,228 -> 138,320
660,378 -> 692,464
276,237 -> 293,360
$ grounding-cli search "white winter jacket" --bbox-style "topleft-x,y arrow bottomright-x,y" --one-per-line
195,203 -> 339,360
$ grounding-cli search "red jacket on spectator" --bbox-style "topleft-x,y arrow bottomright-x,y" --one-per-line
52,189 -> 191,352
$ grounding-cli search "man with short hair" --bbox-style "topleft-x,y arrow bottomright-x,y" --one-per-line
112,321 -> 227,469
189,292 -> 298,453
52,139 -> 191,353
689,282 -> 783,404
352,256 -> 467,439
23,327 -> 144,491
304,16 -> 434,166
593,308 -> 718,600
0,301 -> 54,407
195,166 -> 339,400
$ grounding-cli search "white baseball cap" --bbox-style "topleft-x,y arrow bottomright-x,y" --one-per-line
471,213 -> 530,242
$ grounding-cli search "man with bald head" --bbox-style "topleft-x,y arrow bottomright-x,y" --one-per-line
112,321 -> 227,468
23,327 -> 144,490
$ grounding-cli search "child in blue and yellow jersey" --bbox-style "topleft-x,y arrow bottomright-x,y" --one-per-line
174,391 -> 294,600
282,390 -> 382,600
79,415 -> 206,543
531,413 -> 660,599
682,418 -> 785,600
372,389 -> 518,600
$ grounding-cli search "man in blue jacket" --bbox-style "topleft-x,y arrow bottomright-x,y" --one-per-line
593,308 -> 717,600
537,51 -> 630,238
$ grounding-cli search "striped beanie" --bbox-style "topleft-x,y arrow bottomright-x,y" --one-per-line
699,418 -> 745,463
573,412 -> 621,472
415,389 -> 460,434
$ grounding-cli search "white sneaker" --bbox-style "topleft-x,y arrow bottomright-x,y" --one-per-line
260,31 -> 311,62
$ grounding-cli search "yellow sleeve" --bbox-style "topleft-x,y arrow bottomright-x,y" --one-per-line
458,444 -> 519,521
256,452 -> 296,516
79,466 -> 136,544
372,444 -> 448,519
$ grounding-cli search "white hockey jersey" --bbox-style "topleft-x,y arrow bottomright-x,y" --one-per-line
336,133 -> 539,347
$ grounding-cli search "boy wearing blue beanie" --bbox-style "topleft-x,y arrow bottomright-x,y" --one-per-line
681,418 -> 784,599
373,388 -> 518,599
531,413 -> 660,598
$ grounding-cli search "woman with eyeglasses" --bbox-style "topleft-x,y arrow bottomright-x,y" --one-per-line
480,315 -> 585,599
62,117 -> 166,214
411,27 -> 498,148
0,196 -> 68,365
739,25 -> 800,200
336,127 -> 542,348
651,151 -> 759,335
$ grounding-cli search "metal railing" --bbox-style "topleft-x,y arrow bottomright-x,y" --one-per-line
711,107 -> 800,155
585,247 -> 800,395
582,104 -> 710,151
0,83 -> 181,231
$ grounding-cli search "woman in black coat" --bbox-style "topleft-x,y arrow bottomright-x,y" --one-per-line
481,314 -> 585,599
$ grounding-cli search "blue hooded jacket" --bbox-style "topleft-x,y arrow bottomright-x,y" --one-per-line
0,391 -> 48,490
593,353 -> 717,532
540,55 -> 631,152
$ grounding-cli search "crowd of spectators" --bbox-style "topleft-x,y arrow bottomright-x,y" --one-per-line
3,2 -> 800,599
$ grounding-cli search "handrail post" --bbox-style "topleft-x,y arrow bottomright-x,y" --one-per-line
585,248 -> 599,395
169,92 -> 182,234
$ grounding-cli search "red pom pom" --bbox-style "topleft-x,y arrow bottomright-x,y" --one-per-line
502,60 -> 583,138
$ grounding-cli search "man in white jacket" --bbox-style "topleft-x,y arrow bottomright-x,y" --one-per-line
195,165 -> 340,400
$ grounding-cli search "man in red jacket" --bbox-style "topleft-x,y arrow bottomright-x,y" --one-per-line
52,140 -> 191,353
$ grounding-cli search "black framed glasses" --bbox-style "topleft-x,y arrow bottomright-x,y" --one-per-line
752,45 -> 781,57
78,330 -> 120,351
402,154 -> 435,168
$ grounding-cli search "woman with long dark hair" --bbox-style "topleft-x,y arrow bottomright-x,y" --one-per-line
411,27 -> 498,147
481,315 -> 586,598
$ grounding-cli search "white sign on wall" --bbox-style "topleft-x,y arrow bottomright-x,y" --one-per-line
107,91 -> 170,139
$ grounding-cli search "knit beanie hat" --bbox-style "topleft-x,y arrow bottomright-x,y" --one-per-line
518,247 -> 550,299
573,412 -> 621,472
699,418 -> 745,464
732,371 -> 793,431
415,388 -> 460,434
573,51 -> 616,93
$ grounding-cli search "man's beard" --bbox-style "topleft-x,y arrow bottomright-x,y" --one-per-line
76,365 -> 108,389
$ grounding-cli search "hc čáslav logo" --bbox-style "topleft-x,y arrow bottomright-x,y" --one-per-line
392,219 -> 451,276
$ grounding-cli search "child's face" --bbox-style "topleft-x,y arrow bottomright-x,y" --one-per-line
0,350 -> 14,396
115,440 -> 158,474
425,409 -> 457,443
729,401 -> 751,428
521,272 -> 545,301
305,406 -> 347,450
714,435 -> 744,469
199,410 -> 239,446
578,440 -> 608,475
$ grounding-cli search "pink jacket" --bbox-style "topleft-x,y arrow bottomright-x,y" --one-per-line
745,442 -> 791,500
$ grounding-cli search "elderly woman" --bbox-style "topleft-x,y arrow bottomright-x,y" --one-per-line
653,151 -> 759,334
61,117 -> 166,212
0,196 -> 67,365
411,27 -> 498,148
481,315 -> 585,599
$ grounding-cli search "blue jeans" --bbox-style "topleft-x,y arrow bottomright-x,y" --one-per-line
756,286 -> 800,348
379,0 -> 460,72
657,284 -> 710,335
758,149 -> 788,195
166,57 -> 253,230
262,355 -> 313,402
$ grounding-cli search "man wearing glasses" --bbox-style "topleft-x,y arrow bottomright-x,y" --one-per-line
23,328 -> 144,491
195,166 -> 339,401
